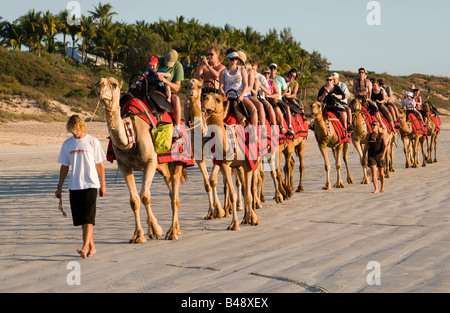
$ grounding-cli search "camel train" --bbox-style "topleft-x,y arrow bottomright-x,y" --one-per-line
97,74 -> 440,243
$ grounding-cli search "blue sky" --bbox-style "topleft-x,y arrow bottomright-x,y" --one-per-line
2,0 -> 449,77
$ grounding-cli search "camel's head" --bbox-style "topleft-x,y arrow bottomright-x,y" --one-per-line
423,101 -> 432,113
398,108 -> 407,120
96,77 -> 123,104
185,78 -> 203,100
202,93 -> 226,114
310,101 -> 323,117
350,97 -> 363,112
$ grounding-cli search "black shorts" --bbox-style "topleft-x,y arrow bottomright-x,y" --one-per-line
69,188 -> 98,226
368,155 -> 385,168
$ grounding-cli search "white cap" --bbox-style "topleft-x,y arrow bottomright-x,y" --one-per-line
226,52 -> 239,59
269,63 -> 277,68
331,72 -> 339,78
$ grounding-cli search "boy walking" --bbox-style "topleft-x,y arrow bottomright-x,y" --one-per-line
55,115 -> 106,258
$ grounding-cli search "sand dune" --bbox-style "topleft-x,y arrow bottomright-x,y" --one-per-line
0,120 -> 449,294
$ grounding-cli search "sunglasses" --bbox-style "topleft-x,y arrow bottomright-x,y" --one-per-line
228,57 -> 238,61
326,79 -> 333,81
207,53 -> 214,56
269,67 -> 277,70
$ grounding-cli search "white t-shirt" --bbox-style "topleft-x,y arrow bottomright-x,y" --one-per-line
255,73 -> 269,100
58,134 -> 106,190
337,82 -> 350,104
224,66 -> 244,96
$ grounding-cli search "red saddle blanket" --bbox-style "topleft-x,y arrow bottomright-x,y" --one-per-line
211,112 -> 259,171
323,112 -> 350,144
429,113 -> 441,134
407,112 -> 427,135
361,106 -> 393,133
106,97 -> 194,167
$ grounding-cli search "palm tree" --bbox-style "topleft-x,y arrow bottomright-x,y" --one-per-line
42,11 -> 58,53
2,21 -> 25,51
80,15 -> 96,63
68,22 -> 80,59
18,9 -> 44,56
88,2 -> 117,27
95,25 -> 126,69
56,10 -> 70,56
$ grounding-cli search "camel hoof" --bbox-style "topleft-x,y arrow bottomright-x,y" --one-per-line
129,236 -> 147,244
274,194 -> 283,204
165,229 -> 179,240
322,186 -> 331,190
148,224 -> 163,239
295,186 -> 304,193
347,177 -> 354,184
227,222 -> 240,231
214,206 -> 226,219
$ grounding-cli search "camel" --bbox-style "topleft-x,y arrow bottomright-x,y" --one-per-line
201,92 -> 260,230
422,101 -> 440,163
310,101 -> 354,190
350,98 -> 396,182
398,108 -> 427,168
185,78 -> 225,219
97,77 -> 187,242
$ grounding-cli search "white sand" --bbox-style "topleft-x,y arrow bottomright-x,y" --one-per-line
1,119 -> 449,293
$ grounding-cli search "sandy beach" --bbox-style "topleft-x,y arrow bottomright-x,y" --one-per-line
1,118 -> 449,294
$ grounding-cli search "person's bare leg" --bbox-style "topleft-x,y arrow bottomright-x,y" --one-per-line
371,165 -> 379,194
379,167 -> 385,193
78,224 -> 95,258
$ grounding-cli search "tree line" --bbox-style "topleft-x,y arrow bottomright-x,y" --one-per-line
0,2 -> 330,92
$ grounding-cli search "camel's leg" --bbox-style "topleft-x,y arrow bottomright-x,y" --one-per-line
343,142 -> 354,184
265,148 -> 283,203
239,167 -> 259,226
118,166 -> 148,244
412,138 -> 420,168
259,168 -> 266,203
354,140 -> 370,184
295,139 -> 306,193
319,144 -> 332,190
142,162 -> 163,240
197,159 -> 222,220
282,144 -> 295,198
276,148 -> 288,199
333,145 -> 345,188
390,137 -> 396,172
433,134 -> 438,162
166,164 -> 182,240
221,164 -> 239,231
252,167 -> 262,210
384,138 -> 392,178
209,164 -> 225,218
403,138 -> 411,168
420,137 -> 427,167
235,169 -> 244,211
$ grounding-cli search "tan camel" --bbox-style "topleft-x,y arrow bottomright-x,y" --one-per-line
97,77 -> 187,242
350,98 -> 396,182
398,108 -> 427,168
185,78 -> 225,219
201,93 -> 260,230
422,101 -> 440,163
310,101 -> 354,190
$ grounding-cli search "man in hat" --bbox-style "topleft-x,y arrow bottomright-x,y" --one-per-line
157,49 -> 184,131
331,72 -> 352,130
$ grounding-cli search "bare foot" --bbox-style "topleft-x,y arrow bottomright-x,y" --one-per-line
372,190 -> 379,194
87,248 -> 97,257
77,249 -> 87,259
380,188 -> 385,193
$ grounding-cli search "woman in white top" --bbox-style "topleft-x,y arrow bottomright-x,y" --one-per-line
219,49 -> 257,127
